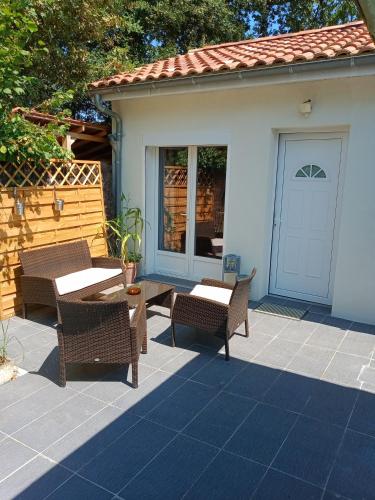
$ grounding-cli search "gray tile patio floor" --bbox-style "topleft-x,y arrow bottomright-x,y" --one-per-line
1,290 -> 375,499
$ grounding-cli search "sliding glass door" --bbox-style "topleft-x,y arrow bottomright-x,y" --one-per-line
155,145 -> 227,280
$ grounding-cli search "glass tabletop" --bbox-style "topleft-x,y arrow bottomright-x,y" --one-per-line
83,280 -> 175,307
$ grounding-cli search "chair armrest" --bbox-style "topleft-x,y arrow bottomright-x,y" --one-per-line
21,274 -> 57,301
56,323 -> 66,360
172,292 -> 228,332
200,278 -> 234,290
91,256 -> 125,271
21,274 -> 54,283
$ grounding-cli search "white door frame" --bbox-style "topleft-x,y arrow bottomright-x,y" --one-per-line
145,145 -> 227,280
269,131 -> 347,304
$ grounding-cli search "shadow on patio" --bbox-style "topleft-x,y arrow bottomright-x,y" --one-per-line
1,305 -> 375,499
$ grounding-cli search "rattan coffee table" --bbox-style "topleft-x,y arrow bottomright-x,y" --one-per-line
84,280 -> 175,316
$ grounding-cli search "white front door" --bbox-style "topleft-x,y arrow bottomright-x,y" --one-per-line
148,146 -> 227,281
270,133 -> 343,304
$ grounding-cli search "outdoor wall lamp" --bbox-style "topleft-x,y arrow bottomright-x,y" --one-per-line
53,186 -> 64,212
13,187 -> 25,217
54,198 -> 65,212
299,99 -> 312,117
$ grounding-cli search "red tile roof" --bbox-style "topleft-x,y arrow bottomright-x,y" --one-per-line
90,21 -> 375,90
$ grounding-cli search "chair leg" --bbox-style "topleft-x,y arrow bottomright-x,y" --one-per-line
171,321 -> 176,347
59,360 -> 66,387
224,335 -> 230,361
132,362 -> 139,389
22,303 -> 27,319
245,317 -> 250,337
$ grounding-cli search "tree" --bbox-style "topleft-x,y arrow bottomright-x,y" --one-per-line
21,0 -> 141,119
0,0 -> 70,163
8,0 -> 360,120
137,0 -> 247,56
273,0 -> 358,35
131,1 -> 359,55
0,0 -> 36,113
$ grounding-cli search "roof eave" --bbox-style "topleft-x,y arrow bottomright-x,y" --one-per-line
89,53 -> 375,100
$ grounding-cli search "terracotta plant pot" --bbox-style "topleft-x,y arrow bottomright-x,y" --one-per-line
0,359 -> 16,385
125,262 -> 138,284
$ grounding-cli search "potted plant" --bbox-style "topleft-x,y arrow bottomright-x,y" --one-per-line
105,194 -> 145,284
0,320 -> 21,385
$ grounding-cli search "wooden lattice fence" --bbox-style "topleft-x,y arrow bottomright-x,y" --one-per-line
0,160 -> 108,319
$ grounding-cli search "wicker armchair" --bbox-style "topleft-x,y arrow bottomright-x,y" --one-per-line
171,268 -> 256,360
19,240 -> 126,320
56,298 -> 147,388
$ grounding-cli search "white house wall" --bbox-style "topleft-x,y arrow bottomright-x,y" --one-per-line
112,75 -> 375,324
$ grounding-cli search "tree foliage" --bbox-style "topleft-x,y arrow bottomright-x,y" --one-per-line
0,0 -> 37,112
23,0 -> 139,117
4,0 -> 360,123
139,0 -> 247,56
246,0 -> 359,37
0,0 -> 71,163
124,1 -> 359,57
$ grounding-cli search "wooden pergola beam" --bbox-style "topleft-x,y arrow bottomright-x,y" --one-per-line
92,129 -> 108,137
70,125 -> 85,134
62,134 -> 76,151
69,132 -> 109,143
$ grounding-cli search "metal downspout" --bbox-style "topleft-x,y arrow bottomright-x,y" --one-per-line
93,94 -> 123,214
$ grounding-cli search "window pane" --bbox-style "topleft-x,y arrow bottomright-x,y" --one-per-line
302,165 -> 311,177
295,169 -> 306,178
159,147 -> 188,253
311,164 -> 320,177
315,169 -> 326,178
195,146 -> 227,259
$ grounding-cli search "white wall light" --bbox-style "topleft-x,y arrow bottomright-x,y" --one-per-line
299,99 -> 312,117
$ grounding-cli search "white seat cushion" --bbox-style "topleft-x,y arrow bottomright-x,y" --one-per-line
55,267 -> 122,295
190,284 -> 232,305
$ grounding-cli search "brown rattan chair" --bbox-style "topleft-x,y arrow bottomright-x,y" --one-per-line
56,298 -> 147,388
20,240 -> 126,320
171,268 -> 256,361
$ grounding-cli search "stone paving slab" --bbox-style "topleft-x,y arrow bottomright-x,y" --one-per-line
0,293 -> 375,499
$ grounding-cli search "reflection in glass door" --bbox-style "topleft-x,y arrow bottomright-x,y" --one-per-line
158,147 -> 189,254
195,147 -> 227,259
156,145 -> 227,280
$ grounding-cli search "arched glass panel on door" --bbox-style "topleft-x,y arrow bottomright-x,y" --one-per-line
295,164 -> 326,179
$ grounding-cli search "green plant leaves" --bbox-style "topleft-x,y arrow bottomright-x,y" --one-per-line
0,1 -> 73,162
104,195 -> 145,264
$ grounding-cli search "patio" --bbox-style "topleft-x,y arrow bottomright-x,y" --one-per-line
1,286 -> 375,500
